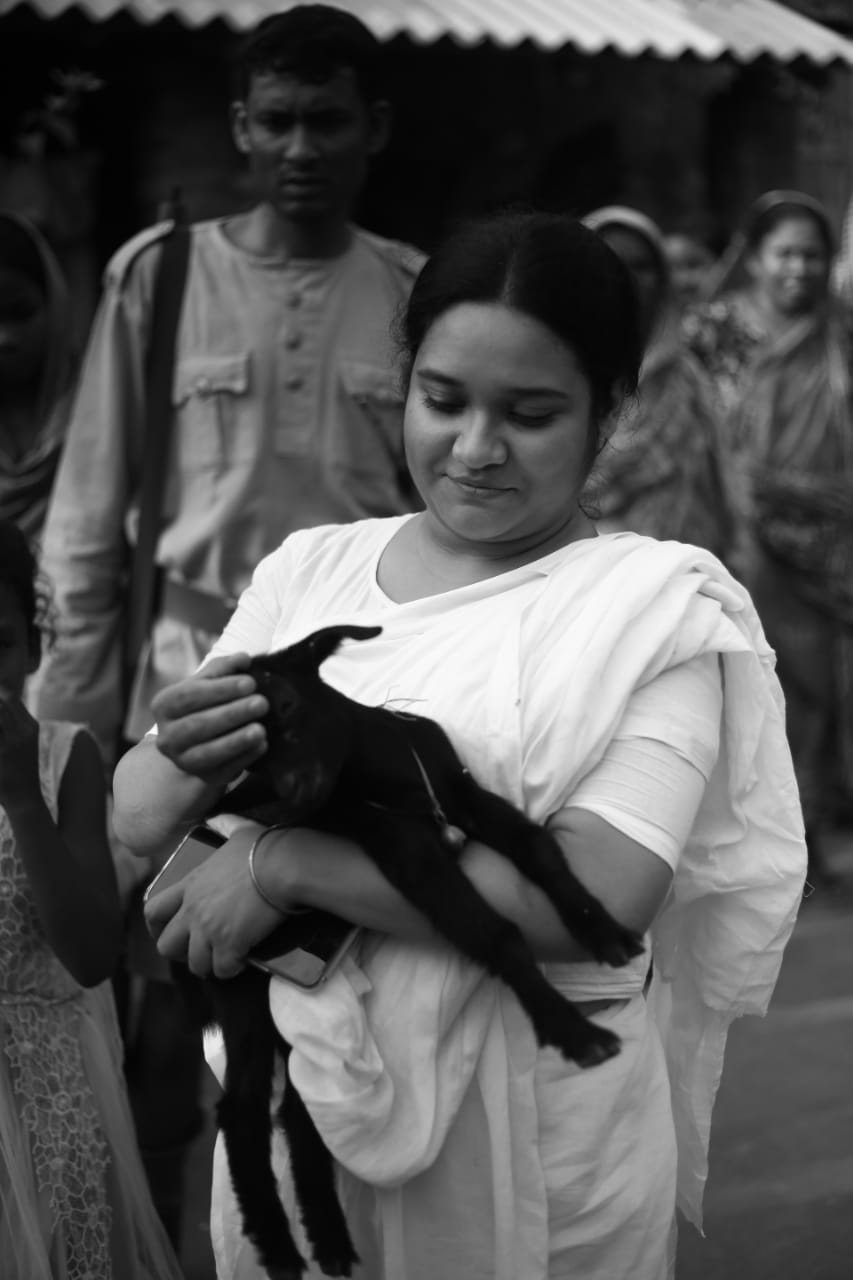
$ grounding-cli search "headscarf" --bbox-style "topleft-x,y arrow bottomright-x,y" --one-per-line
583,205 -> 674,366
700,189 -> 834,304
0,211 -> 74,541
582,207 -> 732,557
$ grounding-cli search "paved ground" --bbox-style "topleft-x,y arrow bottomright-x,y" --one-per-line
177,832 -> 853,1280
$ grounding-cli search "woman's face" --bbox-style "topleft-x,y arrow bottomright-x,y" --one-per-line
748,215 -> 829,317
598,226 -> 664,338
0,268 -> 48,386
664,234 -> 713,306
404,302 -> 599,554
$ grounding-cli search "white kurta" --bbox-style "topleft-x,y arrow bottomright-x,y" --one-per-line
203,516 -> 806,1280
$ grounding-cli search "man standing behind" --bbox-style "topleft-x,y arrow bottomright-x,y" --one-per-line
37,4 -> 423,1247
39,5 -> 422,756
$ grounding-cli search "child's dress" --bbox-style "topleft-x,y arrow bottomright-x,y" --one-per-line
0,720 -> 184,1280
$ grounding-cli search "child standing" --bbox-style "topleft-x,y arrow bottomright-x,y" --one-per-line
0,519 -> 183,1278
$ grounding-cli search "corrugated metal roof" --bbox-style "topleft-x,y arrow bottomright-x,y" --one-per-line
4,0 -> 853,65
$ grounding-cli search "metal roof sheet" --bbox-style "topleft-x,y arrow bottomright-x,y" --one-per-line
4,0 -> 853,65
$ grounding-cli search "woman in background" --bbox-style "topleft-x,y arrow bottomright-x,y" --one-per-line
583,207 -> 732,560
0,212 -> 75,543
684,190 -> 853,885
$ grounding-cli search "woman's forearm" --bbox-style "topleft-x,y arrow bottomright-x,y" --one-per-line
112,737 -> 225,856
256,828 -> 594,963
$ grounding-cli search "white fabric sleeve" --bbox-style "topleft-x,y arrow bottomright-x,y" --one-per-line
564,652 -> 723,870
203,538 -> 295,664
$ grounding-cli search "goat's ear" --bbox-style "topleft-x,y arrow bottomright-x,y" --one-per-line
296,624 -> 383,669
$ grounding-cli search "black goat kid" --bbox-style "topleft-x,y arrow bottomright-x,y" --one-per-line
182,624 -> 644,1280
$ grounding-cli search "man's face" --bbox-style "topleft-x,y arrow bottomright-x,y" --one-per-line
231,68 -> 387,228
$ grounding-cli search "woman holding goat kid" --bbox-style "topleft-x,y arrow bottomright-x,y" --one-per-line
115,211 -> 806,1280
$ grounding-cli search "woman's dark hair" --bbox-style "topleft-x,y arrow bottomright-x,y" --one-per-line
744,193 -> 834,258
233,5 -> 386,105
0,519 -> 51,652
400,211 -> 643,447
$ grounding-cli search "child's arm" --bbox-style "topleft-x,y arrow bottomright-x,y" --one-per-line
0,699 -> 122,987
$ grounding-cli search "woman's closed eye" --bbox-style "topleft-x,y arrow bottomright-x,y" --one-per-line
509,409 -> 558,428
421,393 -> 558,428
421,392 -> 466,416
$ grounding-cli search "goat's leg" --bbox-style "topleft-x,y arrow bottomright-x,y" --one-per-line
453,779 -> 643,967
276,1063 -> 359,1278
360,818 -> 620,1066
216,978 -> 307,1280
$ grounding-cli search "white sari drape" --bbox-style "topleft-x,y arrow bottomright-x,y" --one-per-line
204,524 -> 806,1279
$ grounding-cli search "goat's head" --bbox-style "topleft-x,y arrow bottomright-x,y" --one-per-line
247,625 -> 382,815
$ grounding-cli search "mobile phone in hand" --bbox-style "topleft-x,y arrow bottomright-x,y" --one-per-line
144,824 -> 227,901
249,909 -> 362,988
144,825 -> 362,989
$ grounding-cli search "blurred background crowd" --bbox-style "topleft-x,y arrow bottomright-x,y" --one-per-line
2,2 -> 853,1278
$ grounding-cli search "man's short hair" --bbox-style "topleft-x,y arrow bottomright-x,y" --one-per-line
233,5 -> 387,105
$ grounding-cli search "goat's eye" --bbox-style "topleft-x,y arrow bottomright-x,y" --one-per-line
274,689 -> 297,715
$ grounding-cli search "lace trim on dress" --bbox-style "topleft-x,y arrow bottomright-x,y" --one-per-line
2,1000 -> 112,1278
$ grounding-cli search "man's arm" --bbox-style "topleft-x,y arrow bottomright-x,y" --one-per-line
37,236 -> 161,764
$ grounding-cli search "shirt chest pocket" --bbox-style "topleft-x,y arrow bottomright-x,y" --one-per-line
172,354 -> 253,470
337,361 -> 406,467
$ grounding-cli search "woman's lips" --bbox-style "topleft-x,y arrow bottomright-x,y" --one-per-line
447,475 -> 512,497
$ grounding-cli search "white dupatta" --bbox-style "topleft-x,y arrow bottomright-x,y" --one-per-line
206,534 -> 806,1277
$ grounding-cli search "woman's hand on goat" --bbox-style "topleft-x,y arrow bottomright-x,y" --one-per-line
145,824 -> 289,978
152,652 -> 270,789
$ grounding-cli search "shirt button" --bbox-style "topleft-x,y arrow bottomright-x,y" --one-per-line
285,374 -> 304,392
284,331 -> 302,351
287,293 -> 302,309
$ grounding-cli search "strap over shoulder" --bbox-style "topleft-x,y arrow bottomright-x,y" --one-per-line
104,220 -> 176,289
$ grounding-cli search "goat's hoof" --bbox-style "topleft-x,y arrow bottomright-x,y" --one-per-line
537,1013 -> 622,1068
600,930 -> 645,967
572,1026 -> 621,1068
317,1254 -> 358,1277
575,915 -> 644,968
315,1246 -> 358,1277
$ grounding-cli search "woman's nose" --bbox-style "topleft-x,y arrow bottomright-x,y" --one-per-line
451,413 -> 507,468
